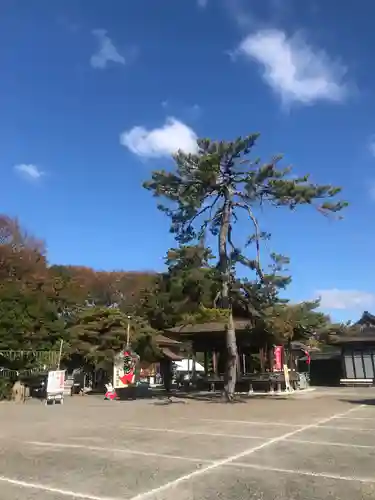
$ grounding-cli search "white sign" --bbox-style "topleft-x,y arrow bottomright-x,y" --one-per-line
47,370 -> 65,395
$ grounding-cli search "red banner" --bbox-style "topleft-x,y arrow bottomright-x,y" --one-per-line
304,350 -> 311,365
273,346 -> 283,372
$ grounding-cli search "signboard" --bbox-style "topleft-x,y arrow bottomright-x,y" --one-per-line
113,351 -> 138,389
47,370 -> 65,395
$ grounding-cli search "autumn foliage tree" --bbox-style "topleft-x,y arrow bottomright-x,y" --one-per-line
55,266 -> 156,312
0,216 -> 66,373
0,215 -> 46,287
0,214 -> 161,373
144,134 -> 347,400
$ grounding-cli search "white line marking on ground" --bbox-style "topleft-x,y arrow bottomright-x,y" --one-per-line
287,438 -> 375,450
177,417 -> 302,427
27,438 -> 375,458
29,436 -> 375,461
117,425 -> 264,440
127,405 -> 365,500
319,425 -> 375,432
27,441 -> 213,464
336,416 -> 375,421
68,436 -> 109,442
0,476 -> 120,500
229,461 -> 375,483
27,436 -> 375,458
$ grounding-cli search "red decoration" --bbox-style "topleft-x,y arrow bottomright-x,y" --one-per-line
119,351 -> 136,384
273,346 -> 283,371
304,350 -> 311,365
119,373 -> 134,384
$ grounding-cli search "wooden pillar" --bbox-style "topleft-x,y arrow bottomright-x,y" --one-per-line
287,339 -> 292,369
268,348 -> 273,372
236,347 -> 241,377
213,350 -> 218,376
204,351 -> 208,374
260,348 -> 265,373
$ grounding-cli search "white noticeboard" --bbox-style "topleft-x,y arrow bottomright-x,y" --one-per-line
47,370 -> 65,395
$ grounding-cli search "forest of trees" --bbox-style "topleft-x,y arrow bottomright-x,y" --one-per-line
0,133 -> 350,400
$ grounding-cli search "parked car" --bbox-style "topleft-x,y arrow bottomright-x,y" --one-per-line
23,374 -> 48,399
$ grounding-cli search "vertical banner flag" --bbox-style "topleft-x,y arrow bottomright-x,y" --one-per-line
273,346 -> 283,372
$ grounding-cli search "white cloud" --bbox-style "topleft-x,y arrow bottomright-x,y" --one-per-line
191,103 -> 201,114
224,0 -> 257,29
197,0 -> 208,7
224,0 -> 291,31
368,135 -> 375,157
120,117 -> 198,158
237,29 -> 348,105
316,289 -> 375,311
369,181 -> 375,201
90,29 -> 126,69
14,164 -> 44,180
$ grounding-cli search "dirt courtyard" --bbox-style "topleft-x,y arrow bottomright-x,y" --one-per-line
0,387 -> 375,500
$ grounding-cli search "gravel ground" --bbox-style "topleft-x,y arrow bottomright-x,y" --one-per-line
0,387 -> 375,500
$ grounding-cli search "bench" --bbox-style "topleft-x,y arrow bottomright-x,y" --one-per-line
201,371 -> 301,394
340,378 -> 374,387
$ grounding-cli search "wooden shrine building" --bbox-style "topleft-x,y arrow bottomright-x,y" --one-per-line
165,319 -> 310,391
155,334 -> 183,362
329,311 -> 375,385
165,319 -> 272,377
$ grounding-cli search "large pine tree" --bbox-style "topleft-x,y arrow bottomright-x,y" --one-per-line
144,134 -> 347,400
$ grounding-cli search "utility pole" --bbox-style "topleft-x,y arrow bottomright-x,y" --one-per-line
126,316 -> 131,349
57,339 -> 64,370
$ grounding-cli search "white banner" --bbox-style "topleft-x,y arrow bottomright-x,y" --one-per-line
47,370 -> 65,395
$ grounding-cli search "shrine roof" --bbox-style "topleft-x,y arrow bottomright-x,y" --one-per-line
155,334 -> 182,346
166,319 -> 251,336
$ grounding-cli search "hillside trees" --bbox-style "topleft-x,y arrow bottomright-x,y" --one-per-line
55,266 -> 156,312
144,134 -> 347,400
0,215 -> 161,369
0,216 -> 66,371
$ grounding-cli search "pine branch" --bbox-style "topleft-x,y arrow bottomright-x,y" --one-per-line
232,201 -> 264,281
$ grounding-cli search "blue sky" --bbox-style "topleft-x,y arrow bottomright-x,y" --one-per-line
2,0 -> 375,321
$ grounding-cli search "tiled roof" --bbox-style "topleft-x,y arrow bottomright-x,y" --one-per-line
166,319 -> 251,334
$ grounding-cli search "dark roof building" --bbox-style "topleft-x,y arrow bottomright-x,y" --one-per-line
329,311 -> 375,384
155,334 -> 183,361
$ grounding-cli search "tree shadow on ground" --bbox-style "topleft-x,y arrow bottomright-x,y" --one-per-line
152,397 -> 187,406
167,391 -> 289,404
93,387 -> 289,404
339,398 -> 375,406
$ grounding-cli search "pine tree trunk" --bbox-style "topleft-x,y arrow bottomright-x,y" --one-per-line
219,195 -> 238,402
224,310 -> 237,401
